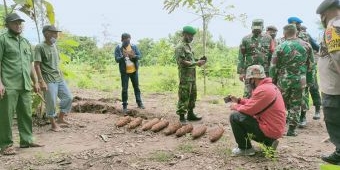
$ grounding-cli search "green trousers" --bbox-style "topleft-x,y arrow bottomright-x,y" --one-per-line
0,89 -> 33,148
176,81 -> 197,115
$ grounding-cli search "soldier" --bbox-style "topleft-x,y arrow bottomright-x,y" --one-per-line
0,13 -> 44,155
34,25 -> 73,132
175,26 -> 206,124
269,24 -> 315,136
266,25 -> 278,51
316,0 -> 340,165
287,17 -> 322,127
237,19 -> 273,98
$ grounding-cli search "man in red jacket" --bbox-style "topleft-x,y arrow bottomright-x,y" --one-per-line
228,65 -> 286,156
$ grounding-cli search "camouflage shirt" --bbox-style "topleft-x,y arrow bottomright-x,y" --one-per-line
175,41 -> 197,82
269,38 -> 315,89
237,33 -> 273,74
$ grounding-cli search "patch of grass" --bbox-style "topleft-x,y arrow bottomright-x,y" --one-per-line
259,143 -> 277,161
176,142 -> 195,153
148,150 -> 174,162
208,99 -> 220,104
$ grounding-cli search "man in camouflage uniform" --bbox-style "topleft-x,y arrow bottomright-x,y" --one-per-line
175,26 -> 206,124
287,17 -> 322,127
270,24 -> 315,136
238,19 -> 273,98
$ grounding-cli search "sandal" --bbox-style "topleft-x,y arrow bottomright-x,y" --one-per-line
1,146 -> 16,155
20,143 -> 44,148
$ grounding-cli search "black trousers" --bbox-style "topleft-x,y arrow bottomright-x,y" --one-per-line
230,111 -> 275,149
121,71 -> 142,107
321,93 -> 340,153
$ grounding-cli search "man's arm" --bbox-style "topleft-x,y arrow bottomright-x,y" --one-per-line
30,63 -> 40,93
0,38 -> 5,98
34,61 -> 47,91
114,45 -> 124,63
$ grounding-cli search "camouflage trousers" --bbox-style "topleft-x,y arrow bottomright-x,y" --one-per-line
176,81 -> 197,115
281,87 -> 304,127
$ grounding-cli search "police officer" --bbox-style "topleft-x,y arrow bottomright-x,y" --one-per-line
0,13 -> 43,155
175,26 -> 206,124
238,19 -> 273,98
316,0 -> 340,165
269,24 -> 315,136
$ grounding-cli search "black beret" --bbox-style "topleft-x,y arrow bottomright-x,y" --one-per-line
121,33 -> 131,39
266,25 -> 278,31
317,0 -> 340,14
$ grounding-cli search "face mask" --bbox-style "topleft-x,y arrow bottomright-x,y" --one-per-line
270,33 -> 277,39
122,41 -> 130,47
250,79 -> 257,89
185,36 -> 193,43
50,37 -> 57,44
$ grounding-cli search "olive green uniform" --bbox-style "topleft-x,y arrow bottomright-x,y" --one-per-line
0,31 -> 34,148
175,41 -> 197,115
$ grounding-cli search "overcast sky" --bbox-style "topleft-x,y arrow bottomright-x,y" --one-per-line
9,0 -> 323,47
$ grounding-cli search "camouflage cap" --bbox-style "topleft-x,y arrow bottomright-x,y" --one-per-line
183,26 -> 197,35
42,25 -> 61,33
283,24 -> 297,32
266,25 -> 278,31
287,17 -> 303,24
317,0 -> 340,14
5,13 -> 25,23
246,65 -> 266,79
251,19 -> 264,30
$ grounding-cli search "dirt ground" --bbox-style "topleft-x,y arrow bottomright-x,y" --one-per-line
0,88 -> 337,170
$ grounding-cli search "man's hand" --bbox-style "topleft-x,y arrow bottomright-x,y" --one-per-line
229,95 -> 240,103
230,103 -> 237,110
197,60 -> 206,67
39,81 -> 48,91
239,74 -> 246,82
33,82 -> 40,93
0,83 -> 5,99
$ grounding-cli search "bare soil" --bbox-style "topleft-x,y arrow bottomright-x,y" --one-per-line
0,88 -> 336,170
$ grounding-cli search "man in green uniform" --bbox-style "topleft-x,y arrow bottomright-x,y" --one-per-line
175,26 -> 206,124
238,19 -> 274,98
270,24 -> 315,136
0,13 -> 43,155
287,17 -> 322,127
34,25 -> 73,132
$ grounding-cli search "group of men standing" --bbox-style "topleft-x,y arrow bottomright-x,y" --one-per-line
238,17 -> 319,136
234,0 -> 340,165
0,13 -> 72,155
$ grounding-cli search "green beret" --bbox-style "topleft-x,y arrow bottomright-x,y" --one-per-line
283,24 -> 297,31
251,19 -> 264,30
317,0 -> 340,14
183,26 -> 197,35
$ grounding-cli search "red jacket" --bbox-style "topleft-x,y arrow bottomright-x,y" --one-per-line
233,78 -> 286,139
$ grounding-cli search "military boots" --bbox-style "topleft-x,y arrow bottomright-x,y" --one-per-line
313,106 -> 321,120
187,110 -> 202,121
179,114 -> 186,124
298,111 -> 307,128
286,125 -> 297,136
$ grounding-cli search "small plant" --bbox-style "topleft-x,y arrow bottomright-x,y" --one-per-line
149,150 -> 174,162
259,143 -> 277,161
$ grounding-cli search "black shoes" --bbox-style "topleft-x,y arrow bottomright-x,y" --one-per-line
187,111 -> 202,121
138,104 -> 145,109
286,125 -> 297,136
313,106 -> 321,120
298,111 -> 307,128
321,152 -> 340,165
179,114 -> 186,124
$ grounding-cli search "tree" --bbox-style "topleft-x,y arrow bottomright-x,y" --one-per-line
3,0 -> 55,42
163,0 -> 246,94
